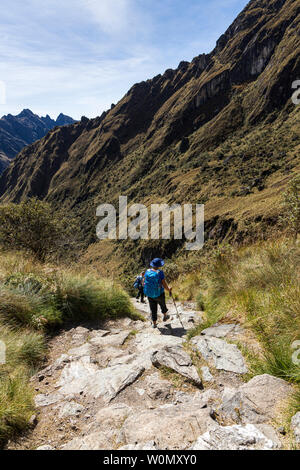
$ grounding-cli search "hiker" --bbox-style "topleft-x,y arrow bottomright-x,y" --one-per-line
144,258 -> 172,328
134,271 -> 145,303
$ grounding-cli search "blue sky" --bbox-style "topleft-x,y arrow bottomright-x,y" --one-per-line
0,0 -> 249,120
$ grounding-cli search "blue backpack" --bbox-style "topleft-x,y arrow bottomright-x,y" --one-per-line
144,269 -> 163,299
133,276 -> 142,289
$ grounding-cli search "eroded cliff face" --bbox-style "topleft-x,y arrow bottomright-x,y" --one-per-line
0,0 -> 299,248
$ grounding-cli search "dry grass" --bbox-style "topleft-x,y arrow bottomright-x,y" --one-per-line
183,237 -> 300,437
0,250 -> 136,447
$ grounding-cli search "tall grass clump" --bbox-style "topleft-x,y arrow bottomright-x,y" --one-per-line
0,251 -> 135,447
55,273 -> 134,322
0,253 -> 135,330
190,239 -> 300,386
0,324 -> 46,446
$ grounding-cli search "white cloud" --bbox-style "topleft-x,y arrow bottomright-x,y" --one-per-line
0,0 -> 249,119
80,0 -> 133,33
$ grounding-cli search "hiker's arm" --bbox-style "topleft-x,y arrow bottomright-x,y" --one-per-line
162,279 -> 172,293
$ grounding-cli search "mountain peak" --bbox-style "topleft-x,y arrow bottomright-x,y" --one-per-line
0,109 -> 76,171
18,109 -> 35,118
56,113 -> 76,126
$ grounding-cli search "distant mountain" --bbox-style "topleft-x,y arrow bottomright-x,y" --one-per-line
0,0 -> 299,261
0,109 -> 76,173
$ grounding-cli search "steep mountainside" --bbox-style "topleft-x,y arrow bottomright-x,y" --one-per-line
0,109 -> 75,173
0,0 -> 299,265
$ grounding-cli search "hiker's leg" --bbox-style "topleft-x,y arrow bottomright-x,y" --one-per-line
158,293 -> 168,315
148,297 -> 158,323
157,293 -> 170,321
141,288 -> 145,303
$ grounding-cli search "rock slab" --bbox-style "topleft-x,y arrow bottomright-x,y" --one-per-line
151,346 -> 202,386
191,423 -> 281,450
220,374 -> 292,424
191,335 -> 248,374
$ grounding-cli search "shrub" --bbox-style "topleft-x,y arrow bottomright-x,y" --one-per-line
0,198 -> 78,261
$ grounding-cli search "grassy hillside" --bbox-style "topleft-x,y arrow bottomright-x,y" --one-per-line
0,0 -> 299,271
0,251 -> 136,447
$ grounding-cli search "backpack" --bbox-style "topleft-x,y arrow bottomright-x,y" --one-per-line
133,276 -> 142,289
144,269 -> 163,299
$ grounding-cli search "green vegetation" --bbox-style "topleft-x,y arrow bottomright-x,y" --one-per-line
189,240 -> 300,382
0,199 -> 79,262
0,251 -> 135,446
184,238 -> 300,436
0,323 -> 46,445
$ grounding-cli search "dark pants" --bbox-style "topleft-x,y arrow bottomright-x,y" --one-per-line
148,293 -> 168,322
136,286 -> 144,302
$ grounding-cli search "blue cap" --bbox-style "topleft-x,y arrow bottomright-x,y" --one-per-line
150,258 -> 165,268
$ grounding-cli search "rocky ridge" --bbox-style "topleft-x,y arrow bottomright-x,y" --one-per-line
0,0 -> 299,260
0,109 -> 75,173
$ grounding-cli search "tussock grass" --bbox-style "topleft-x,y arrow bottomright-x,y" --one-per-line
0,253 -> 135,330
186,238 -> 300,434
0,251 -> 135,447
0,324 -> 46,445
190,239 -> 300,382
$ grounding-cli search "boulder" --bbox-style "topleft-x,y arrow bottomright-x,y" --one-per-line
201,366 -> 214,382
35,392 -> 63,407
173,389 -> 220,407
291,412 -> 300,444
58,401 -> 84,418
134,333 -> 183,353
191,423 -> 281,450
57,357 -> 145,403
220,374 -> 292,424
90,331 -> 131,348
151,346 -> 202,386
191,335 -> 248,374
144,372 -> 172,400
201,324 -> 237,338
62,432 -> 111,450
94,403 -> 133,431
108,353 -> 139,368
70,327 -> 90,345
68,343 -> 92,358
119,404 -> 215,449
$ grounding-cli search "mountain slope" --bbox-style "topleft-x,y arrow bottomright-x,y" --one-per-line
0,109 -> 75,173
0,0 -> 299,259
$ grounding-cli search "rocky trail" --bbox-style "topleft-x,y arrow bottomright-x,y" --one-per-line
7,299 -> 299,451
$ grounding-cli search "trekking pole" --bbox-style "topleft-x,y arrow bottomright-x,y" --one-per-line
171,293 -> 185,329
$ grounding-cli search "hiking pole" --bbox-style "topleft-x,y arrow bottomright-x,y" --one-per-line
171,293 -> 185,329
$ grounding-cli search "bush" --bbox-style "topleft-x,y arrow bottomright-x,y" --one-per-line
0,198 -> 78,261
